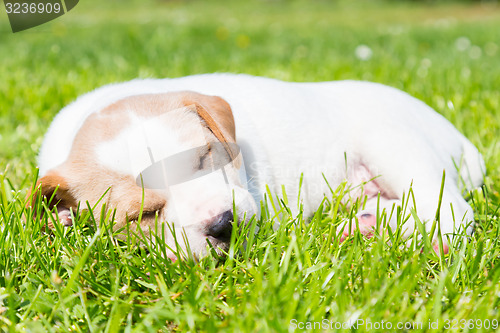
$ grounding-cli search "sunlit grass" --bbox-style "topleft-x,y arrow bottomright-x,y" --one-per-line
0,0 -> 499,331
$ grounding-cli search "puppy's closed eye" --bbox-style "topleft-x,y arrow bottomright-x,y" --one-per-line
127,209 -> 160,222
198,145 -> 212,170
126,196 -> 166,222
197,142 -> 234,172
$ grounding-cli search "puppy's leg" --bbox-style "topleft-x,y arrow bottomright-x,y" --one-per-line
340,158 -> 475,254
339,195 -> 463,255
385,180 -> 473,255
416,187 -> 474,254
368,175 -> 472,253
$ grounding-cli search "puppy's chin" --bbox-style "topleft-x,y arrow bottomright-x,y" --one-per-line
163,230 -> 232,262
155,187 -> 257,261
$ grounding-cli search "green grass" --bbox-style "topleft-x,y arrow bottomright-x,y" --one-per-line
1,0 -> 500,331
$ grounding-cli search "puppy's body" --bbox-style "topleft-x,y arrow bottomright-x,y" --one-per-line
37,74 -> 484,257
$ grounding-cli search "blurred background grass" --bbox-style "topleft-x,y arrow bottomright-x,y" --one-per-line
0,0 -> 499,195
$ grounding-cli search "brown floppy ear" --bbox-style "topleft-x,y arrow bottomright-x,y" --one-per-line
182,93 -> 236,143
27,172 -> 78,228
182,93 -> 241,167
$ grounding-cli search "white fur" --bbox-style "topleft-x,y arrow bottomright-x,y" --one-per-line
39,74 -> 485,255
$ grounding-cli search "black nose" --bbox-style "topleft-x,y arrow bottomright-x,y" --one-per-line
206,210 -> 233,242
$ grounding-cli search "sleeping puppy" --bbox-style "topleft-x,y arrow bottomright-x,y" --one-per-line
32,74 -> 485,260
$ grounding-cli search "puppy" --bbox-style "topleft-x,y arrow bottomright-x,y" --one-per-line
32,74 -> 485,259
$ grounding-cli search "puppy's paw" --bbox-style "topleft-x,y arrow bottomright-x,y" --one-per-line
338,210 -> 451,256
339,211 -> 377,242
47,207 -> 73,228
58,208 -> 73,226
432,239 -> 449,255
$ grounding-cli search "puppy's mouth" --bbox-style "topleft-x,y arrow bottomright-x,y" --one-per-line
207,235 -> 231,245
166,235 -> 231,263
206,237 -> 231,254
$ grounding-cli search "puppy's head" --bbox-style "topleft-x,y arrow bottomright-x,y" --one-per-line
33,92 -> 257,260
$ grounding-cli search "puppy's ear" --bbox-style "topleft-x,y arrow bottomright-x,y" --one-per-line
27,172 -> 77,228
182,93 -> 236,143
182,93 -> 241,166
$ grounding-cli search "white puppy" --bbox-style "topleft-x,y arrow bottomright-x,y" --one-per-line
33,74 -> 484,259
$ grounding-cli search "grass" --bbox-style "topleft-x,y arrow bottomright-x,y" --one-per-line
1,0 -> 500,331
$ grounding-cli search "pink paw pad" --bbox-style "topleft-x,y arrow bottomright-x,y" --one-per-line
432,241 -> 449,255
57,208 -> 73,227
340,212 -> 377,242
167,252 -> 178,262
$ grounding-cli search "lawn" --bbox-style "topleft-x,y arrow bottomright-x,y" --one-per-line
1,0 -> 500,331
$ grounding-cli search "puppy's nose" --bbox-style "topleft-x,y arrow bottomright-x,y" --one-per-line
206,210 -> 233,242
